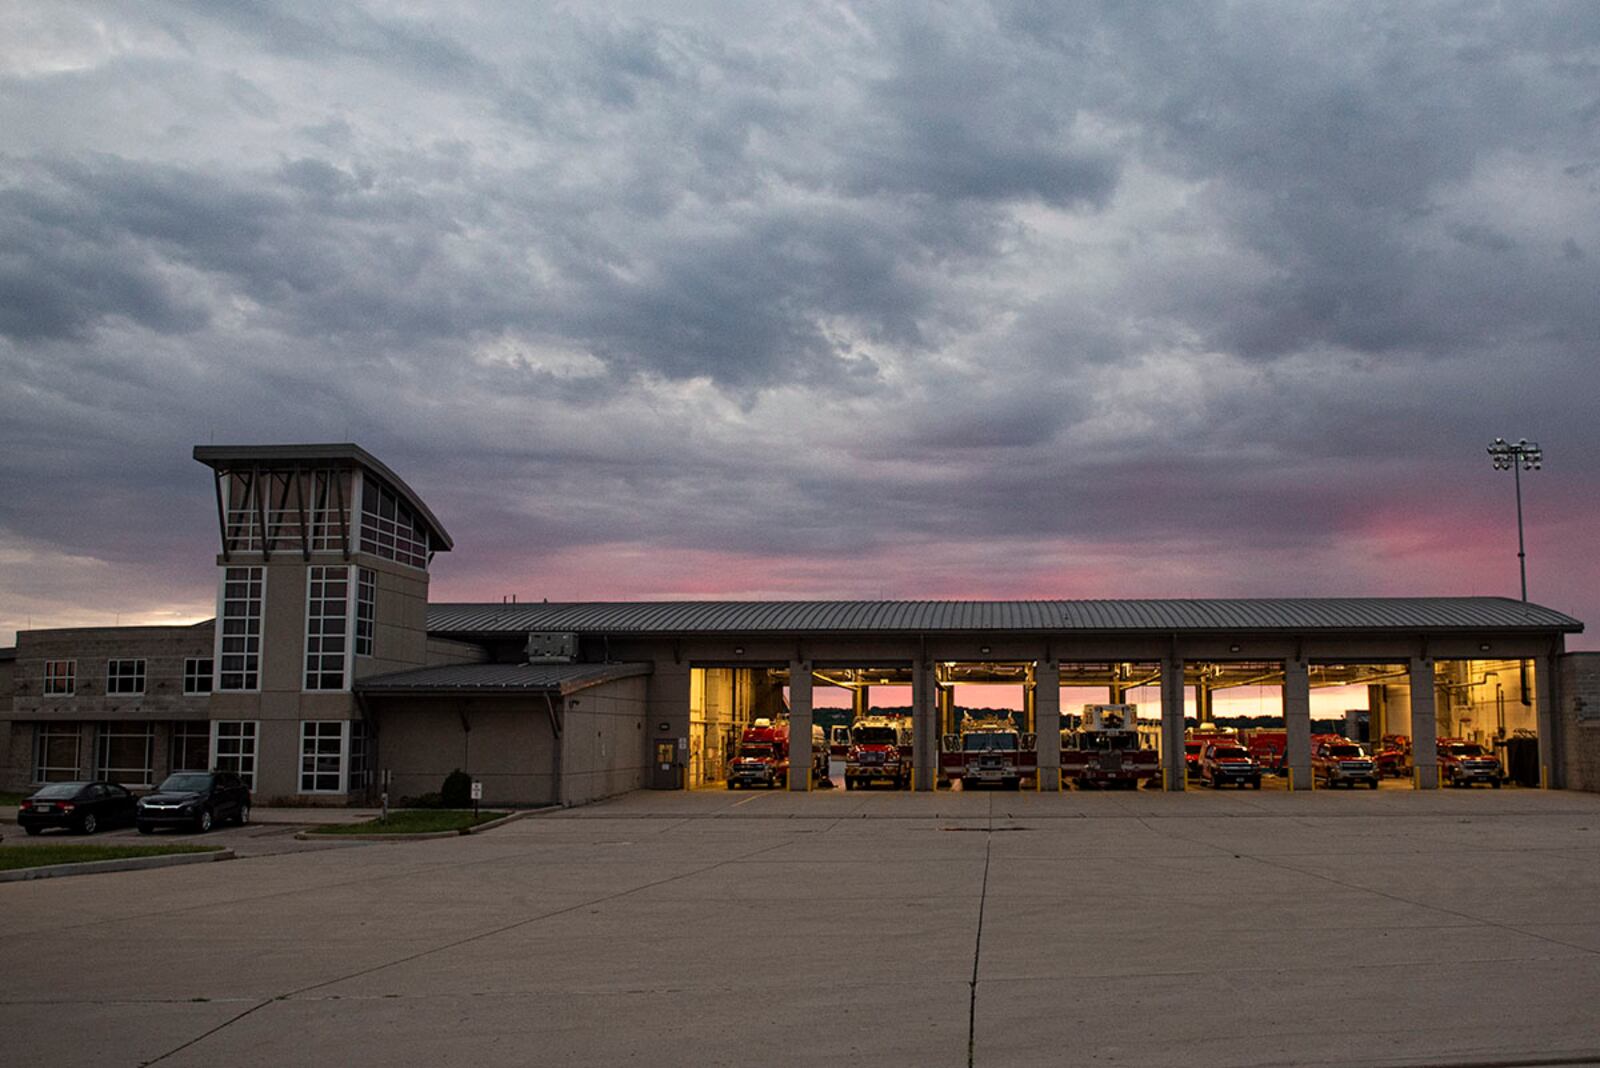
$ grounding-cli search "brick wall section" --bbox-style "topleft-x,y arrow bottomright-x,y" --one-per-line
2,625 -> 214,792
1560,652 -> 1600,792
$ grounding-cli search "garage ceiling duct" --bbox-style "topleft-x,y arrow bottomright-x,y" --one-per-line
526,632 -> 577,664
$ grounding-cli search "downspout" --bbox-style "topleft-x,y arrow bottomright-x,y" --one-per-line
543,691 -> 565,807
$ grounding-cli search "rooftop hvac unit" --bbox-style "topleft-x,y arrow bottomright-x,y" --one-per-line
526,632 -> 578,663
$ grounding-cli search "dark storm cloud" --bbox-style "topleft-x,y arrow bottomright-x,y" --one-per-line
1,1 -> 1598,643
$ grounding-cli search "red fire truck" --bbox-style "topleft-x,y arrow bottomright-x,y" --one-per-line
844,715 -> 913,790
940,715 -> 1036,790
1060,704 -> 1159,789
727,719 -> 827,789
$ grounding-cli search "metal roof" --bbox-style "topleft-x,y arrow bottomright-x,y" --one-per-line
193,442 -> 453,550
426,598 -> 1582,637
355,661 -> 652,696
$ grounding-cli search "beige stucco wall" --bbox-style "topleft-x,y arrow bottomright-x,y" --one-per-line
561,676 -> 649,805
374,695 -> 557,806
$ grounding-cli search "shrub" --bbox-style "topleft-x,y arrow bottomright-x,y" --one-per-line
398,792 -> 443,809
440,769 -> 473,808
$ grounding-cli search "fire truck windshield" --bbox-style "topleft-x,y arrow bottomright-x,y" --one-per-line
965,733 -> 1018,751
853,727 -> 898,745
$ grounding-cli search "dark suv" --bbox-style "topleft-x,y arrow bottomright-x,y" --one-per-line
136,771 -> 251,833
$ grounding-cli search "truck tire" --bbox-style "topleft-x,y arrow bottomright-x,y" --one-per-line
727,780 -> 736,790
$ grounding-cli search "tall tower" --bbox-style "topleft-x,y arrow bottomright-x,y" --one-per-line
193,444 -> 453,802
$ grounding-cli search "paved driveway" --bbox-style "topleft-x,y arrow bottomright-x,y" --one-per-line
4,788 -> 1600,1067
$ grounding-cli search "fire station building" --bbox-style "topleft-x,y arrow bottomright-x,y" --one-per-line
2,442 -> 1596,805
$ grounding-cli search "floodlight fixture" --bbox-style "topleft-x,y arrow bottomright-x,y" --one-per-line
1485,437 -> 1543,600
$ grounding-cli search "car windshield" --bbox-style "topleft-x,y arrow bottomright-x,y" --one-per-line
157,773 -> 213,792
965,732 -> 1018,751
1212,747 -> 1250,760
738,745 -> 773,758
853,727 -> 898,745
1326,745 -> 1362,758
33,783 -> 87,799
1446,743 -> 1486,756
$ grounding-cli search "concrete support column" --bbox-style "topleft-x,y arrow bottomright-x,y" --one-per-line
912,660 -> 936,791
1368,684 -> 1388,744
1284,658 -> 1311,791
1161,658 -> 1186,791
1196,684 -> 1214,724
1410,658 -> 1439,789
788,659 -> 812,791
1536,655 -> 1558,788
852,686 -> 869,720
1036,660 -> 1061,791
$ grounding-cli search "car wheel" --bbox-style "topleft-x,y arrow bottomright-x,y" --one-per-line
1492,779 -> 1501,789
79,813 -> 98,835
1368,780 -> 1379,790
1252,778 -> 1262,790
137,824 -> 153,835
236,804 -> 251,826
24,825 -> 42,836
196,808 -> 213,833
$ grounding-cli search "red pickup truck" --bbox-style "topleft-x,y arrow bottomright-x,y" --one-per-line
1312,737 -> 1379,789
1199,743 -> 1263,789
1437,738 -> 1503,787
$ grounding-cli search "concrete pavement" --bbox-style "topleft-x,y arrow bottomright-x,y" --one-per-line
4,788 -> 1600,1066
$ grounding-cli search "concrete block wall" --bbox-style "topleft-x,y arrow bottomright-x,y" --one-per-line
375,697 -> 558,806
1559,652 -> 1600,792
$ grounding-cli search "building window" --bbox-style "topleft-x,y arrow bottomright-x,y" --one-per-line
305,566 -> 350,690
170,722 -> 211,772
218,566 -> 264,691
300,720 -> 346,793
184,658 -> 214,695
33,725 -> 81,782
349,720 -> 371,791
359,475 -> 429,569
43,660 -> 76,697
95,722 -> 155,787
106,659 -> 146,695
355,567 -> 376,657
212,721 -> 258,788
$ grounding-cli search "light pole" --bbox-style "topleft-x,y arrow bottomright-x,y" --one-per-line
1486,437 -> 1543,601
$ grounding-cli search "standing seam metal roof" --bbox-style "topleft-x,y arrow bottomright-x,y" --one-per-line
425,598 -> 1582,636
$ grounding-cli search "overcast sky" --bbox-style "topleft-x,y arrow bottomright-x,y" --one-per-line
2,2 -> 1597,649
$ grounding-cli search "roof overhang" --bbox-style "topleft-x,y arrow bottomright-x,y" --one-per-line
194,442 -> 452,551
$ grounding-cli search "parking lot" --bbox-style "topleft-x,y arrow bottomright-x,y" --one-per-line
5,788 -> 1600,1067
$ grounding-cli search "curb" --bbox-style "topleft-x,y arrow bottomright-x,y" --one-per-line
294,809 -> 529,842
0,848 -> 234,883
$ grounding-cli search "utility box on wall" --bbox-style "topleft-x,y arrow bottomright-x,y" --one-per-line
526,632 -> 578,663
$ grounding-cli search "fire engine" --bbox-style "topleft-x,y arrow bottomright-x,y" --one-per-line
940,714 -> 1036,790
844,715 -> 913,790
1060,704 -> 1159,789
1243,728 -> 1287,775
727,718 -> 789,789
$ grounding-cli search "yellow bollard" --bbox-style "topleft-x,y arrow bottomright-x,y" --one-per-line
1541,764 -> 1549,790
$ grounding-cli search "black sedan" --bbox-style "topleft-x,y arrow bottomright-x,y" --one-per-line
18,781 -> 138,835
136,771 -> 250,833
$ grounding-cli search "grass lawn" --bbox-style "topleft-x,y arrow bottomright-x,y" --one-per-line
308,809 -> 509,835
0,792 -> 27,807
0,844 -> 222,872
